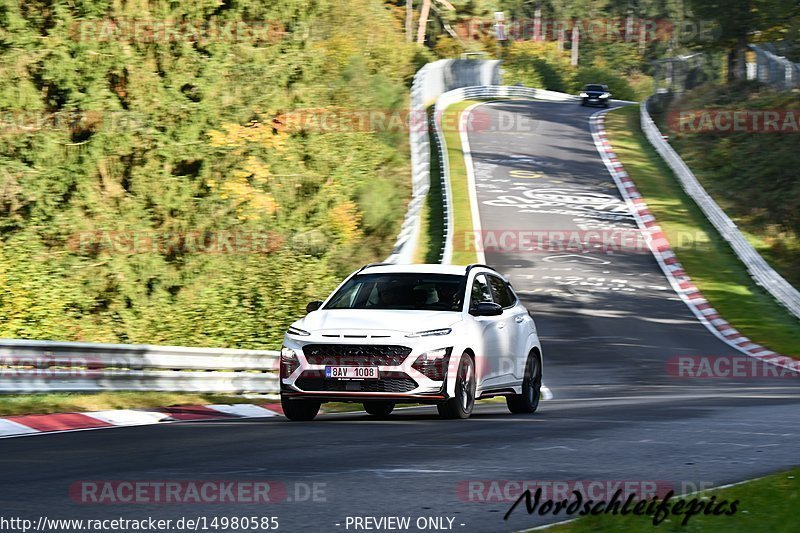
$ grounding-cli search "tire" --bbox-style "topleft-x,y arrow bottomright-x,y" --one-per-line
281,396 -> 321,421
437,352 -> 476,419
363,401 -> 394,418
506,352 -> 542,414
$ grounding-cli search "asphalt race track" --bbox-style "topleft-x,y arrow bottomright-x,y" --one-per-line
1,100 -> 799,533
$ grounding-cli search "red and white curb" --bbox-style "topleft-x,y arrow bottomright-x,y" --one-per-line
0,403 -> 284,439
589,110 -> 800,374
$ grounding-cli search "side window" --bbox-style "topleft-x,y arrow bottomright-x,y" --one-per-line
505,281 -> 519,306
488,275 -> 514,308
470,274 -> 493,307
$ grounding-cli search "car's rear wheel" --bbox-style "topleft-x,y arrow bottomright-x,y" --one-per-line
281,396 -> 321,421
363,401 -> 394,417
437,352 -> 476,419
506,352 -> 542,414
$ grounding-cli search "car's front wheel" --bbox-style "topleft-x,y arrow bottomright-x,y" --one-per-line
281,396 -> 321,421
506,351 -> 542,414
363,401 -> 394,418
437,352 -> 476,419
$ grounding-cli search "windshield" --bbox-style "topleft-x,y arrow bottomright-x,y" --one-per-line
324,273 -> 464,311
585,84 -> 606,92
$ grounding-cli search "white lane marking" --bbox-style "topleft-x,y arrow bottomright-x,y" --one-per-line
204,404 -> 280,418
0,403 -> 284,440
0,419 -> 40,437
542,254 -> 611,265
83,410 -> 170,426
460,101 -> 486,265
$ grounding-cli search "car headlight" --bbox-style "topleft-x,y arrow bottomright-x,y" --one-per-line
287,326 -> 311,336
580,92 -> 588,98
281,346 -> 296,358
419,347 -> 449,359
412,348 -> 452,380
600,93 -> 610,98
405,328 -> 452,338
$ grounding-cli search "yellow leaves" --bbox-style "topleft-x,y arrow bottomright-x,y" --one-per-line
242,156 -> 271,184
206,154 -> 278,221
247,193 -> 278,216
217,175 -> 278,222
207,118 -> 282,221
328,200 -> 361,243
208,120 -> 286,152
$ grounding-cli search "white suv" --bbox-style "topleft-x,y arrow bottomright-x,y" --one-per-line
280,263 -> 543,420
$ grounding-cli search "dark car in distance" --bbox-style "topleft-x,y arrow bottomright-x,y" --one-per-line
580,84 -> 612,108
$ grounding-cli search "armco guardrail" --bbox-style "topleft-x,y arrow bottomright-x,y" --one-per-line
385,60 -> 502,264
641,100 -> 800,320
0,339 -> 279,394
431,85 -> 577,263
749,44 -> 800,89
384,65 -> 432,264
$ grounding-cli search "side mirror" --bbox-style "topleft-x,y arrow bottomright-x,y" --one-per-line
306,301 -> 323,313
470,302 -> 503,317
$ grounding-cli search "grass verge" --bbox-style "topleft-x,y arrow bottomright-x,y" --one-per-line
441,100 -> 480,265
416,108 -> 446,263
605,106 -> 799,357
413,101 -> 480,265
542,468 -> 799,532
659,82 -> 800,288
0,392 -> 259,417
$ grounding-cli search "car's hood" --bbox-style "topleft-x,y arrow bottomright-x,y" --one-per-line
295,309 -> 462,336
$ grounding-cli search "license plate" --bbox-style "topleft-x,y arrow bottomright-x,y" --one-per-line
590,98 -> 598,101
325,366 -> 379,380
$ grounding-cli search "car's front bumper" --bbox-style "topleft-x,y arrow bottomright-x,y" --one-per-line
583,96 -> 608,106
280,336 -> 453,402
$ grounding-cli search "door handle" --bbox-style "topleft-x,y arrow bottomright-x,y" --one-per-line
497,323 -> 505,330
515,315 -> 525,323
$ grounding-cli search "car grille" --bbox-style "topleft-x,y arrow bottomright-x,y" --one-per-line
302,344 -> 412,366
295,377 -> 418,393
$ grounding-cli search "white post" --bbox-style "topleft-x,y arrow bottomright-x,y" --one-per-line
571,24 -> 579,66
416,0 -> 430,45
406,0 -> 413,42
